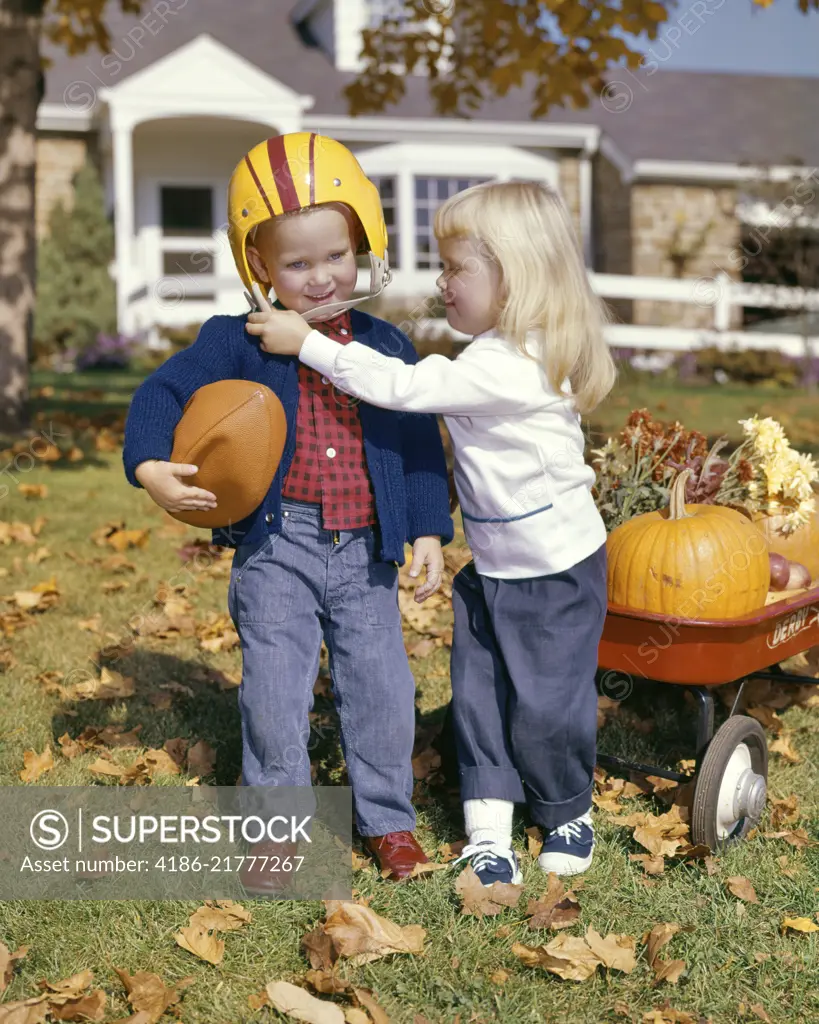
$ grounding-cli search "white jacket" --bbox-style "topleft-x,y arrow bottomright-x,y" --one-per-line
299,327 -> 606,578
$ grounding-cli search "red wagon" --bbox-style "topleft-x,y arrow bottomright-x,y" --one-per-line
597,587 -> 819,849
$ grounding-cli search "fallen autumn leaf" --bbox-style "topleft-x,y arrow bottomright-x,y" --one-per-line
19,745 -> 54,783
525,872 -> 581,930
455,864 -> 523,918
318,900 -> 426,965
265,980 -> 345,1023
726,876 -> 758,903
174,925 -> 224,966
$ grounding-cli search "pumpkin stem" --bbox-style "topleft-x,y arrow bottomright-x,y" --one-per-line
669,469 -> 694,520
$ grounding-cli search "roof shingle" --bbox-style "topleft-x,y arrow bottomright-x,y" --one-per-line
41,0 -> 819,167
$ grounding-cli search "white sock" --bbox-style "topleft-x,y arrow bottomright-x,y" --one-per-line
463,798 -> 514,847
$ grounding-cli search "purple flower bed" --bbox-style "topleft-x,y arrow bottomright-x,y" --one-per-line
676,350 -> 699,381
788,351 -> 819,389
73,333 -> 140,371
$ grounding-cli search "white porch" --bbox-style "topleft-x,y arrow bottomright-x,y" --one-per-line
94,32 -> 595,341
123,116 -> 292,335
98,34 -> 313,339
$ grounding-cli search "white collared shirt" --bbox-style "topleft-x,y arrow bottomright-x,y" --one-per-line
299,327 -> 605,577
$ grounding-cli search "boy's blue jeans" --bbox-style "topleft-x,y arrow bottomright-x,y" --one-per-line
227,499 -> 417,837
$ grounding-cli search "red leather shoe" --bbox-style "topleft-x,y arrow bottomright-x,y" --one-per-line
239,840 -> 299,896
365,831 -> 429,880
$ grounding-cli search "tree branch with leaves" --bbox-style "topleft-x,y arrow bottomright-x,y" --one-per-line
346,0 -> 818,118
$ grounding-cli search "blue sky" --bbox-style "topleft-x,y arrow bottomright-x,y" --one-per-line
634,1 -> 819,77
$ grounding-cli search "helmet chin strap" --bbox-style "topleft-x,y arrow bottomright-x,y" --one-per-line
299,253 -> 391,323
245,254 -> 391,324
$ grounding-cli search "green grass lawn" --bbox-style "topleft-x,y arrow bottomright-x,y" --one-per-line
28,368 -> 150,422
0,373 -> 818,1022
25,365 -> 819,453
593,380 -> 819,452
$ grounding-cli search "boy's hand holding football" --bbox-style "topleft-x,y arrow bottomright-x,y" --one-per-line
245,282 -> 312,355
134,460 -> 217,513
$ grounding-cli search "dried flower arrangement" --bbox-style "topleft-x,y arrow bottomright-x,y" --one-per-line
592,409 -> 818,534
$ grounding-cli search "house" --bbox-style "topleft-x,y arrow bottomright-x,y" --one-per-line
36,0 -> 818,344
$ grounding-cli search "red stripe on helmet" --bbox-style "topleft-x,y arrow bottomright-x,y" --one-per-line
308,133 -> 316,205
267,135 -> 300,211
244,154 -> 275,218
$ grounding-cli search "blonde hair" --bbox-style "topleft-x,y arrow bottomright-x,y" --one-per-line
433,180 -> 616,414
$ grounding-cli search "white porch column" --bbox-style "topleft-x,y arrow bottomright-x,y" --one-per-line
397,165 -> 415,282
334,0 -> 369,73
109,112 -> 136,334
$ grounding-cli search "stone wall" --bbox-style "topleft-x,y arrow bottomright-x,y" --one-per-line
35,133 -> 90,238
592,154 -> 742,329
592,152 -> 633,324
631,182 -> 740,328
558,156 -> 582,243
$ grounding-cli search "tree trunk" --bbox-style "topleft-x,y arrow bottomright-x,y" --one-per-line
0,1 -> 44,436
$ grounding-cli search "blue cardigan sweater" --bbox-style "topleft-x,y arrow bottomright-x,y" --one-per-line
122,310 -> 454,563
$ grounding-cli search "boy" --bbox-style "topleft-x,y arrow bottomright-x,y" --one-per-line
122,133 -> 453,890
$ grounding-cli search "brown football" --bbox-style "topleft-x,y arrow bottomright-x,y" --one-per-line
169,379 -> 287,529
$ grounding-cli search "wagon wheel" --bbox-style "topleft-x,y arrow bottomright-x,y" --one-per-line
691,716 -> 768,851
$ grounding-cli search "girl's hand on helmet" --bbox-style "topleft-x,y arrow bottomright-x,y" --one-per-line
245,283 -> 311,355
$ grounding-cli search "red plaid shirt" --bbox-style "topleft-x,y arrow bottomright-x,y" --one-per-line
281,309 -> 377,530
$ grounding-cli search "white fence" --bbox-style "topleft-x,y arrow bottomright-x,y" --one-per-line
420,272 -> 819,357
141,269 -> 819,358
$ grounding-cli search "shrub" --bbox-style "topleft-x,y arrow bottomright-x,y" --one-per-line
611,345 -> 809,388
694,346 -> 799,387
34,158 -> 117,359
161,322 -> 203,351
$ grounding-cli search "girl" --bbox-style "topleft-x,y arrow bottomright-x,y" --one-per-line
246,180 -> 616,882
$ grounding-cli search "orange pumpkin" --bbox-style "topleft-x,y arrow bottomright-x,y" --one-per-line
753,498 -> 819,578
607,470 -> 770,619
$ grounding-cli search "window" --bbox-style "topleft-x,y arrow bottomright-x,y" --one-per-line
162,251 -> 214,276
160,186 -> 213,237
159,185 -> 216,301
368,175 -> 400,270
414,176 -> 490,269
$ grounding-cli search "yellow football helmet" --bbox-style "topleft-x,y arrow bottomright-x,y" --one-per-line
227,132 -> 390,319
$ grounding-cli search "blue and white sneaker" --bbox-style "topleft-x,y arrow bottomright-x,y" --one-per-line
453,840 -> 523,886
538,813 -> 594,876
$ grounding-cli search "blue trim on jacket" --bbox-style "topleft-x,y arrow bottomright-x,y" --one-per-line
122,310 -> 454,564
460,502 -> 554,524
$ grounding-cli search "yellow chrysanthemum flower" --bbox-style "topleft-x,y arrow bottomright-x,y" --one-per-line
782,466 -> 815,502
592,438 -> 629,476
781,496 -> 816,533
761,456 -> 787,496
741,415 -> 791,462
794,449 -> 819,485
